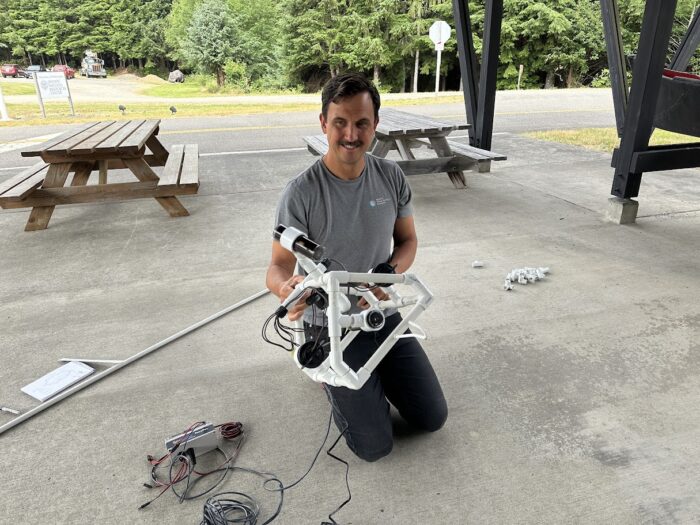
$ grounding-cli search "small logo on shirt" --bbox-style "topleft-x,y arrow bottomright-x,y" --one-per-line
369,196 -> 390,208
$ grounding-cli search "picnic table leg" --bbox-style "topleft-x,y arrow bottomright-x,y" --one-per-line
25,163 -> 73,231
428,136 -> 467,189
71,162 -> 95,187
98,161 -> 108,184
123,157 -> 189,217
370,138 -> 393,158
146,135 -> 170,165
395,139 -> 416,160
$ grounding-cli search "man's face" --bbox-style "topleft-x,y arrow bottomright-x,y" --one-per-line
320,92 -> 378,168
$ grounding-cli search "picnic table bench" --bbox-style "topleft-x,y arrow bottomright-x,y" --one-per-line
304,108 -> 505,188
0,119 -> 199,231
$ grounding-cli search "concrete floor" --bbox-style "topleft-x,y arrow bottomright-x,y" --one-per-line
1,132 -> 699,524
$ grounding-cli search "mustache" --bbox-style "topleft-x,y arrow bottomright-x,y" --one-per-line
339,140 -> 362,147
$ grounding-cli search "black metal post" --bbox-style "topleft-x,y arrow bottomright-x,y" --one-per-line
600,0 -> 629,137
670,7 -> 700,71
452,0 -> 479,145
611,0 -> 678,199
474,0 -> 503,151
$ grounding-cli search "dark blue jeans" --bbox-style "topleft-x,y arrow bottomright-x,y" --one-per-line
305,313 -> 448,462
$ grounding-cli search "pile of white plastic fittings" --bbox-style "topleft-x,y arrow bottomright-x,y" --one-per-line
504,267 -> 550,290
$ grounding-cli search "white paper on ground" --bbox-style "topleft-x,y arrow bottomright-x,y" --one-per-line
21,361 -> 95,402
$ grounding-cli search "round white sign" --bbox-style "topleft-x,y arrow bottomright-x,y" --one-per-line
429,21 -> 451,45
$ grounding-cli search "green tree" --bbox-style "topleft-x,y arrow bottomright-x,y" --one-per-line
228,0 -> 287,87
282,0 -> 350,85
165,0 -> 202,65
6,0 -> 44,63
391,0 -> 441,92
181,0 -> 237,86
111,0 -> 171,69
341,0 -> 401,86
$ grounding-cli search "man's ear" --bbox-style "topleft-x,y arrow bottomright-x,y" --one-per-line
319,113 -> 327,133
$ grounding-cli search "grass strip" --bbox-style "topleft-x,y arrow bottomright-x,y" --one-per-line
0,96 -> 467,127
524,127 -> 698,152
0,83 -> 35,96
0,101 -> 319,126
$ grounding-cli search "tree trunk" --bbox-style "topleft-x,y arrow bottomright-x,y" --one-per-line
373,64 -> 380,85
545,70 -> 555,89
216,67 -> 225,87
27,51 -> 32,65
413,50 -> 419,93
566,65 -> 575,88
40,54 -> 46,68
138,58 -> 143,69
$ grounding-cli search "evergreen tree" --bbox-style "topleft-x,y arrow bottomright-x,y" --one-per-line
165,0 -> 202,65
282,0 -> 350,85
181,0 -> 237,86
228,0 -> 286,87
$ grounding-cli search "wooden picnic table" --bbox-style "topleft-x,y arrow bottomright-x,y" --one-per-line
304,107 -> 505,189
0,119 -> 199,231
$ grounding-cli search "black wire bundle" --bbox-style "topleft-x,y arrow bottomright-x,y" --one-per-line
201,411 -> 351,525
141,411 -> 353,523
261,311 -> 305,352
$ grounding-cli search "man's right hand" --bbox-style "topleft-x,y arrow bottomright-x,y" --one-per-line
278,275 -> 310,321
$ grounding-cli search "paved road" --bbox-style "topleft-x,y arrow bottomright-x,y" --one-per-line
0,88 -> 616,168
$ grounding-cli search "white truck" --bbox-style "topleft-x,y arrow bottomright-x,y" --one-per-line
80,51 -> 107,78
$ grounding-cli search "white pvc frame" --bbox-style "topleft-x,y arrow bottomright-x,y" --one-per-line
279,229 -> 433,391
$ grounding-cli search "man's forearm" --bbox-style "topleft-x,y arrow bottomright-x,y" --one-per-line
266,264 -> 293,298
389,239 -> 417,274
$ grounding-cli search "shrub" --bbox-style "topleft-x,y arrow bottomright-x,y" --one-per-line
223,60 -> 249,91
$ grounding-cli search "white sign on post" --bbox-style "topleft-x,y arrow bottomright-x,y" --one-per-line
429,21 -> 451,95
37,72 -> 69,100
34,71 -> 75,117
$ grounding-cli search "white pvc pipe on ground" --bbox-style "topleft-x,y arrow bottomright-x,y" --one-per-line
0,289 -> 270,436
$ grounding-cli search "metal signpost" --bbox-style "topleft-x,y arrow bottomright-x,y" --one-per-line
0,85 -> 10,121
429,20 -> 452,95
34,71 -> 75,118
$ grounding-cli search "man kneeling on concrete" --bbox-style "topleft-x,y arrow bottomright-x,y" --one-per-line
266,73 -> 448,461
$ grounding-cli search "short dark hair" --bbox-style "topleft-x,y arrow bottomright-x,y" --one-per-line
321,73 -> 381,121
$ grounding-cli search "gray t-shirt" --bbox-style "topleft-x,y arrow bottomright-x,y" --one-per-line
275,154 -> 413,324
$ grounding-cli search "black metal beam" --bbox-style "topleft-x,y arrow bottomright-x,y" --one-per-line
631,144 -> 700,172
611,0 -> 678,199
452,0 -> 479,146
474,0 -> 503,151
600,0 -> 629,137
670,7 -> 700,71
612,143 -> 700,172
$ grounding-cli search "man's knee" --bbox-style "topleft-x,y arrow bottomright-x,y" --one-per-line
419,403 -> 448,432
349,440 -> 393,462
